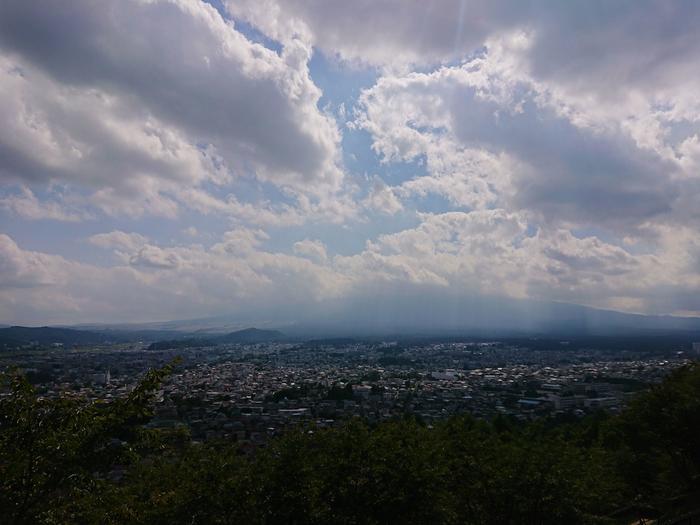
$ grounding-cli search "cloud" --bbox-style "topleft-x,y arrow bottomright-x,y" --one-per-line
129,245 -> 180,270
354,39 -> 684,232
229,0 -> 700,106
0,0 -> 343,219
364,177 -> 403,215
0,231 -> 346,324
0,187 -> 87,222
3,208 -> 700,325
293,239 -> 328,263
0,234 -> 57,289
2,1 -> 700,324
226,0 -> 525,68
396,143 -> 514,210
213,228 -> 270,255
334,210 -> 687,314
89,231 -> 149,253
237,1 -> 700,224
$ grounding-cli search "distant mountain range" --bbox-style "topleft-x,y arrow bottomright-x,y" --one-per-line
146,328 -> 284,350
0,325 -> 286,351
3,295 -> 700,350
0,326 -> 123,349
278,293 -> 700,338
99,295 -> 700,338
216,327 -> 284,344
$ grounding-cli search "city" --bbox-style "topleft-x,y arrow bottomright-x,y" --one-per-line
3,335 -> 696,447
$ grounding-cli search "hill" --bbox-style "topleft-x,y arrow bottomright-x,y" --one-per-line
217,327 -> 284,344
0,326 -> 124,349
147,338 -> 217,351
281,292 -> 700,337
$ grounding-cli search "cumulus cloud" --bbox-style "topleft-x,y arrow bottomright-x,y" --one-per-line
129,245 -> 180,270
0,232 -> 347,324
293,239 -> 328,263
89,231 -> 149,253
0,0 -> 344,219
225,0 -> 524,68
228,0 -> 700,104
5,206 -> 700,325
355,43 -> 684,231
0,187 -> 86,222
2,1 -> 700,324
364,177 -> 403,215
237,0 -> 700,225
0,234 -> 58,289
334,210 -> 694,314
214,228 -> 271,254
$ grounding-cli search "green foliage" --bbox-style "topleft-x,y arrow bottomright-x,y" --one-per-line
0,361 -> 178,524
602,362 -> 700,513
325,382 -> 354,401
2,361 -> 700,524
245,419 -> 448,525
147,339 -> 216,351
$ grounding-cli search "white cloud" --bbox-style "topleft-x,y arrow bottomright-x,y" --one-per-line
2,1 -> 700,323
0,231 -> 347,324
336,210 -> 697,314
397,143 -> 515,210
129,245 -> 180,270
354,40 -> 685,232
293,239 -> 328,263
0,187 -> 87,222
89,231 -> 149,253
237,0 -> 700,223
213,228 -> 270,255
0,0 -> 344,219
225,0 -> 523,68
364,177 -> 403,215
3,207 -> 700,325
228,0 -> 700,107
0,234 -> 58,289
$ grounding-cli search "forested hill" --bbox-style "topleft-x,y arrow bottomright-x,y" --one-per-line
147,338 -> 217,350
146,328 -> 285,350
216,327 -> 284,343
0,326 -> 122,348
0,326 -> 286,351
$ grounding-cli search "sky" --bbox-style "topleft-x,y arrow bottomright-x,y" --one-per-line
1,0 -> 700,326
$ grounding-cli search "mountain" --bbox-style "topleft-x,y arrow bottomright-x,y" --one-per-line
0,334 -> 25,351
280,291 -> 700,338
68,318 -> 285,334
89,290 -> 699,339
0,326 -> 125,348
0,325 -> 286,351
217,328 -> 285,344
147,338 -> 217,350
7,293 -> 700,341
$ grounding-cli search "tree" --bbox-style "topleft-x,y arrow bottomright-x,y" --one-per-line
603,362 -> 700,514
0,363 -> 178,524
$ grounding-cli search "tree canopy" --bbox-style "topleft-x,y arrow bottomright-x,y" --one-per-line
2,362 -> 700,524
